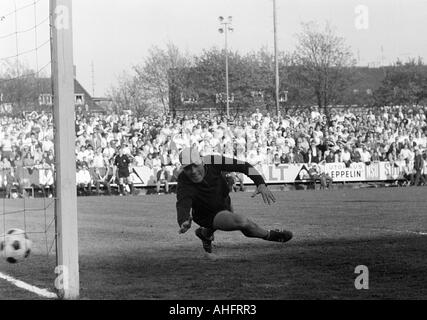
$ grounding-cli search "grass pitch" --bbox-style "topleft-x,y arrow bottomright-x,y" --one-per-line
1,187 -> 427,300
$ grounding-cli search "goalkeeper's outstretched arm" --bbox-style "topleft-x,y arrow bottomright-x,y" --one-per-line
204,155 -> 266,186
206,155 -> 276,205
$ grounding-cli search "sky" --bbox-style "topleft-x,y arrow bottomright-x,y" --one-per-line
1,0 -> 427,97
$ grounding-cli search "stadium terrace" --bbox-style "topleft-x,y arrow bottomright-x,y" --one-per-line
0,104 -> 426,197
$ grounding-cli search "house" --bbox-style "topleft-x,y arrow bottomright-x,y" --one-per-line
36,78 -> 104,113
0,70 -> 106,114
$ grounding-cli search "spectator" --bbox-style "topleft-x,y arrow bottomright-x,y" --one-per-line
5,167 -> 24,199
133,150 -> 145,167
308,140 -> 320,164
37,159 -> 55,198
103,141 -> 116,161
402,158 -> 414,186
145,153 -> 154,170
413,148 -> 426,186
76,163 -> 92,196
92,148 -> 106,169
33,145 -> 44,164
76,145 -> 88,163
371,150 -> 381,162
171,162 -> 182,183
340,146 -> 352,167
93,163 -> 113,196
0,156 -> 12,171
1,133 -> 13,160
156,165 -> 171,194
399,143 -> 412,161
152,153 -> 162,173
293,147 -> 305,164
359,145 -> 372,165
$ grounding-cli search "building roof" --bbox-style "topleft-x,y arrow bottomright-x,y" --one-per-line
0,77 -> 107,113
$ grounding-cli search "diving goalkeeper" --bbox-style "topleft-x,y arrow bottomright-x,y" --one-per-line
176,147 -> 293,254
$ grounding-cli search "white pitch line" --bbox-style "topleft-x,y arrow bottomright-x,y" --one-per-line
0,271 -> 57,299
368,228 -> 427,236
397,230 -> 427,236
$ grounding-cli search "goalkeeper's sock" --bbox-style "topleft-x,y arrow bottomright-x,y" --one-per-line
195,228 -> 214,253
200,227 -> 215,241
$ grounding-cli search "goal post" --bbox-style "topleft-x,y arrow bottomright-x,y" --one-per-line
50,0 -> 79,299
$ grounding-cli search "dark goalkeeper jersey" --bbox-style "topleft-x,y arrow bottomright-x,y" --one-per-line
176,155 -> 266,227
114,154 -> 131,176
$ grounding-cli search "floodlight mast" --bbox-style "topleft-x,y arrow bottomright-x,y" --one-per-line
50,0 -> 79,300
218,16 -> 233,118
273,0 -> 280,117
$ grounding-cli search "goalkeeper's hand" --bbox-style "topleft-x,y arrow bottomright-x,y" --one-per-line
179,216 -> 193,234
251,184 -> 276,205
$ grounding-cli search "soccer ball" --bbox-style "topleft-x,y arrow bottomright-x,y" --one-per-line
0,229 -> 32,264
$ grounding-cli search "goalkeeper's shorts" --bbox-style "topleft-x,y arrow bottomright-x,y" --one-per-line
192,196 -> 233,229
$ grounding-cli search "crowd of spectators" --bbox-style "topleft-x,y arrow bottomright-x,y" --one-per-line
74,105 -> 427,166
0,104 -> 427,198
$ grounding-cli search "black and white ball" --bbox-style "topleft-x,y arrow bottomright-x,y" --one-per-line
0,229 -> 32,264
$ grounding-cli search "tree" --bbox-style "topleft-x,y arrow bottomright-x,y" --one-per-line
375,58 -> 427,106
293,21 -> 356,117
133,43 -> 194,114
108,43 -> 194,115
279,52 -> 316,108
244,47 -> 276,112
108,72 -> 152,115
189,47 -> 278,115
0,60 -> 43,114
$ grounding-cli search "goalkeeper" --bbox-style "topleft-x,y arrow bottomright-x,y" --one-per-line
176,148 -> 293,254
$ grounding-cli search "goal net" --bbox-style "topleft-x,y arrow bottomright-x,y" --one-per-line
0,0 -> 78,299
